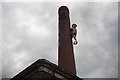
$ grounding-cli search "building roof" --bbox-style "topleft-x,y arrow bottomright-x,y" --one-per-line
11,59 -> 83,80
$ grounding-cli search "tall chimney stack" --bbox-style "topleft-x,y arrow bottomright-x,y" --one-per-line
58,6 -> 76,75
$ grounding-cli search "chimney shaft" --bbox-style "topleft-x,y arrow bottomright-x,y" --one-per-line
58,6 -> 76,75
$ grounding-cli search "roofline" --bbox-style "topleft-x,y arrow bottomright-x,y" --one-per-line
11,59 -> 83,80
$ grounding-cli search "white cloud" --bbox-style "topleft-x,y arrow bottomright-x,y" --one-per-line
1,0 -> 119,2
0,2 -> 2,80
15,8 -> 51,38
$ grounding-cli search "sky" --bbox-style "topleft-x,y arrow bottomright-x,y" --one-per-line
1,0 -> 119,79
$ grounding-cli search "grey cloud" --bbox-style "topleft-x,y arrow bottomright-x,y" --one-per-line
2,2 -> 118,78
83,78 -> 119,80
0,2 -> 2,80
118,2 -> 120,79
71,2 -> 118,78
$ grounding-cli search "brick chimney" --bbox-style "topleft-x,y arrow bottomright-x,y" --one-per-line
58,6 -> 76,75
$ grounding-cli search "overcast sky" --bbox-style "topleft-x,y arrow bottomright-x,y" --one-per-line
1,1 -> 118,79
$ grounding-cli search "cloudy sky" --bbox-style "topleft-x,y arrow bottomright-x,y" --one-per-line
1,0 -> 118,79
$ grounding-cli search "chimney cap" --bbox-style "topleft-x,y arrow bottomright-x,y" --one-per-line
58,6 -> 69,14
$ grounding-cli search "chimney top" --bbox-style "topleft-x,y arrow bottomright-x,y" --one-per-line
58,6 -> 69,14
